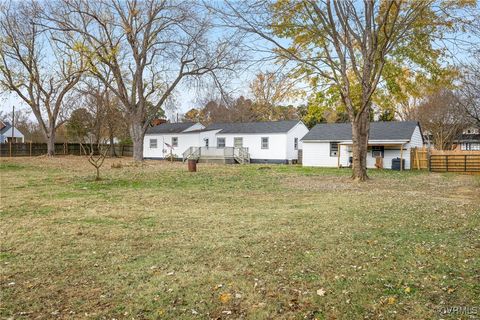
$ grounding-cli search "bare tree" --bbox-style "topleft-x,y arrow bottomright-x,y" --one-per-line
418,90 -> 468,150
77,80 -> 129,156
47,0 -> 242,161
214,0 -> 476,180
0,0 -> 84,156
457,55 -> 480,126
249,71 -> 302,120
80,141 -> 110,181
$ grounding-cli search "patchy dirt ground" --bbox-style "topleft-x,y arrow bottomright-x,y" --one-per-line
0,156 -> 479,319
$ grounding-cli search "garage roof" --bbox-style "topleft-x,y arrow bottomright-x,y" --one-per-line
302,121 -> 420,141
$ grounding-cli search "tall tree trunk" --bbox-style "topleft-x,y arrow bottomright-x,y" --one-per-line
351,110 -> 370,181
109,132 -> 117,157
130,121 -> 145,161
46,126 -> 56,156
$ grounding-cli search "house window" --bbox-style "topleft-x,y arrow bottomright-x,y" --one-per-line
371,146 -> 384,158
330,142 -> 339,157
217,137 -> 226,148
463,143 -> 480,151
294,137 -> 298,150
171,137 -> 178,147
234,137 -> 243,148
261,137 -> 269,149
149,139 -> 157,149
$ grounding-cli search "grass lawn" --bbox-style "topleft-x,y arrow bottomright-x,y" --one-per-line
0,157 -> 479,319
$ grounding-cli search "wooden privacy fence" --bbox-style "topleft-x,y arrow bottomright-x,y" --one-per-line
411,147 -> 480,173
0,142 -> 133,157
410,147 -> 430,170
430,154 -> 480,173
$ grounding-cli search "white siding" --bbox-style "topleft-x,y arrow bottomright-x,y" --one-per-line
143,133 -> 201,158
0,127 -> 24,142
199,130 -> 221,147
216,133 -> 288,161
400,125 -> 423,169
408,126 -> 424,148
330,145 -> 409,169
367,147 -> 405,169
303,125 -> 423,169
339,145 -> 351,167
286,122 -> 309,161
302,142 -> 340,167
143,121 -> 309,162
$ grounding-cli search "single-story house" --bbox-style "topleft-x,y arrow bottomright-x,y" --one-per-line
143,120 -> 309,164
0,121 -> 25,143
301,121 -> 424,169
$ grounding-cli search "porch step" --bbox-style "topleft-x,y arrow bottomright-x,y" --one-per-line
197,157 -> 235,164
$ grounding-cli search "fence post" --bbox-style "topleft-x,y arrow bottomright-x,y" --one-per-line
30,141 -> 32,156
9,140 -> 12,157
464,155 -> 467,172
427,148 -> 431,171
446,155 -> 448,172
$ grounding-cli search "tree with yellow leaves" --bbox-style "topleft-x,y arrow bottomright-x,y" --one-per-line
215,0 -> 477,181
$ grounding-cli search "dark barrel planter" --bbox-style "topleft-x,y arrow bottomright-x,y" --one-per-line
188,159 -> 197,172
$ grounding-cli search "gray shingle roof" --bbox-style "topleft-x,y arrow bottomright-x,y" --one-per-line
302,121 -> 419,141
0,122 -> 12,135
455,133 -> 480,142
204,120 -> 300,134
146,122 -> 196,134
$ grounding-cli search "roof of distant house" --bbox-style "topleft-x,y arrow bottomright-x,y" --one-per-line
146,122 -> 197,134
455,133 -> 480,142
0,121 -> 12,134
302,121 -> 420,141
0,122 -> 11,135
204,120 -> 301,134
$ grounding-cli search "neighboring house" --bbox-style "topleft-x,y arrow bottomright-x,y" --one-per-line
0,121 -> 25,143
301,121 -> 424,169
144,120 -> 309,164
452,127 -> 480,151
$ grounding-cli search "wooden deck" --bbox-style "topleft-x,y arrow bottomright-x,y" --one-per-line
182,147 -> 250,164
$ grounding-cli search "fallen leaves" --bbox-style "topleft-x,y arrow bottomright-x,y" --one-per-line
316,288 -> 326,296
219,293 -> 232,304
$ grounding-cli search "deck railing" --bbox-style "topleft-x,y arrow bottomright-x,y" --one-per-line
182,146 -> 249,163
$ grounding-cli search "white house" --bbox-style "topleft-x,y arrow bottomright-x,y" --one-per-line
144,120 -> 309,164
0,121 -> 25,143
301,121 -> 424,169
453,127 -> 480,151
143,122 -> 205,159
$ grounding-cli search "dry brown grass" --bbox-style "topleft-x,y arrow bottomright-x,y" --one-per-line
0,156 -> 479,319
